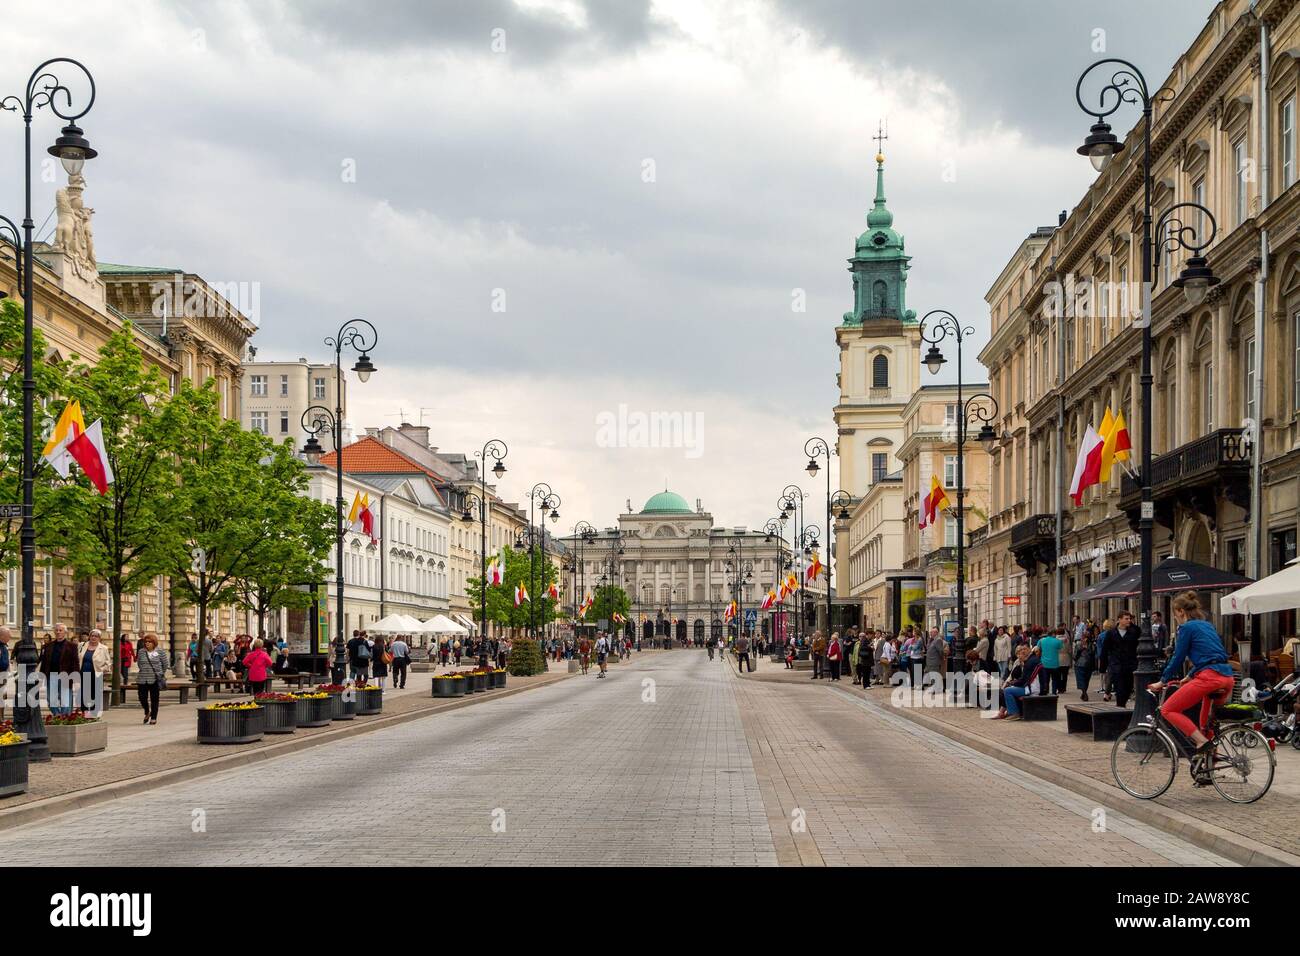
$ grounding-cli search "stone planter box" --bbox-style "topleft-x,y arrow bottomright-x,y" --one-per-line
354,688 -> 383,715
491,671 -> 507,689
432,678 -> 465,698
197,707 -> 265,744
567,660 -> 578,673
471,672 -> 488,693
0,739 -> 29,797
257,699 -> 297,734
47,720 -> 108,755
328,691 -> 355,721
293,696 -> 332,728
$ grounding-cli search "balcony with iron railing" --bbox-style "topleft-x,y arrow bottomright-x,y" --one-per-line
1010,513 -> 1056,573
1119,428 -> 1251,527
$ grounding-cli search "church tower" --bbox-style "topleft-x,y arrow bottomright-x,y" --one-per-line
833,142 -> 922,502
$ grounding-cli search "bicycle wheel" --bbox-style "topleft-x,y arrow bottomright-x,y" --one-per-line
1209,728 -> 1275,804
1111,726 -> 1177,800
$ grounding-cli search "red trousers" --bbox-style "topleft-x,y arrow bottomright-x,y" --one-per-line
1160,669 -> 1235,738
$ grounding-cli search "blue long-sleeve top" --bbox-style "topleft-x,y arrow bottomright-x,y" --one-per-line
1160,619 -> 1234,683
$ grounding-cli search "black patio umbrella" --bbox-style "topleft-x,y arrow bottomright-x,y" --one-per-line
1069,563 -> 1136,603
1086,557 -> 1253,600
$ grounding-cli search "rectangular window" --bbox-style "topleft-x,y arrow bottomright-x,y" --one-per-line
250,411 -> 269,434
1099,275 -> 1110,345
1203,362 -> 1214,432
1295,313 -> 1300,411
943,454 -> 960,489
280,411 -> 289,434
944,519 -> 958,548
1284,97 -> 1296,189
280,374 -> 289,397
1118,264 -> 1129,326
943,403 -> 957,426
1235,139 -> 1248,226
871,452 -> 888,484
1228,538 -> 1246,577
1272,528 -> 1298,572
1245,335 -> 1256,422
157,576 -> 165,628
249,374 -> 266,397
314,377 -> 326,399
1065,315 -> 1076,371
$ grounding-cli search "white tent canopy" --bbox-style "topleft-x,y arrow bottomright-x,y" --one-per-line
368,613 -> 428,634
422,614 -> 468,635
1221,560 -> 1300,616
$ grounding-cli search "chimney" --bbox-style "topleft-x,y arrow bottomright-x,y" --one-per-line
696,498 -> 703,512
398,423 -> 431,447
1058,210 -> 1067,226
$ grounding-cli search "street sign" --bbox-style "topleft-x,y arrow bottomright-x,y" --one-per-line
744,609 -> 757,625
1002,596 -> 1022,606
0,504 -> 20,519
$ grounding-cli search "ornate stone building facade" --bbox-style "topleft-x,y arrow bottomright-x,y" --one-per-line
994,0 -> 1300,650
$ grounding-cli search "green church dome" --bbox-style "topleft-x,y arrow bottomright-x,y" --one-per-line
641,490 -> 693,514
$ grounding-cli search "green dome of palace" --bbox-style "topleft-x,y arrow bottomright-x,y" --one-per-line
641,490 -> 693,514
842,151 -> 915,327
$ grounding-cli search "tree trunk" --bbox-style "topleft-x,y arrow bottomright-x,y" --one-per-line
257,606 -> 266,642
109,579 -> 123,708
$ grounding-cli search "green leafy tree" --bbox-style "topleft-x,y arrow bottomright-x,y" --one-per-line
0,298 -> 73,571
156,381 -> 280,686
42,325 -> 174,698
228,439 -> 335,640
468,545 -> 560,633
589,584 -> 630,632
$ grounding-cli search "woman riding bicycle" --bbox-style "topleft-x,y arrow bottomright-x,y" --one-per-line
1147,591 -> 1235,756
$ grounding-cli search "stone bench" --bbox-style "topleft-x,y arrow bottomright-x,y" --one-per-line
1065,702 -> 1130,740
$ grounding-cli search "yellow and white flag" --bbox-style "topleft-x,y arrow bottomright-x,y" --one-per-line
42,400 -> 86,478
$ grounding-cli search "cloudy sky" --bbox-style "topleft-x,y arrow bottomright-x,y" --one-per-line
4,0 -> 1216,535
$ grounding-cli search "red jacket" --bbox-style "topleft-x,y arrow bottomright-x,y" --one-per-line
242,649 -> 273,682
827,639 -> 842,661
118,640 -> 135,667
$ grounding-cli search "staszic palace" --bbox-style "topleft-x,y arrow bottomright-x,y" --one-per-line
970,0 -> 1300,651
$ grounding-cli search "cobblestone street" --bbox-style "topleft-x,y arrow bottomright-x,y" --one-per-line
0,652 -> 1234,865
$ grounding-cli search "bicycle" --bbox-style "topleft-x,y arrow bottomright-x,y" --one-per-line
1110,681 -> 1275,804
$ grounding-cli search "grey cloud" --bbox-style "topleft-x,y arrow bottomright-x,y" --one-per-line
770,0 -> 1219,146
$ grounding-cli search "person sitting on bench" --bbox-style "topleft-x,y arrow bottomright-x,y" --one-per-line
993,646 -> 1042,721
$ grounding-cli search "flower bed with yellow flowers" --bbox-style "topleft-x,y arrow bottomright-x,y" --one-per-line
293,690 -> 333,728
254,693 -> 298,734
432,673 -> 467,698
0,728 -> 28,798
353,683 -> 383,715
197,700 -> 265,744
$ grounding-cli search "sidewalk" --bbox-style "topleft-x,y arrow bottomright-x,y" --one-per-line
0,660 -> 585,828
738,660 -> 1300,865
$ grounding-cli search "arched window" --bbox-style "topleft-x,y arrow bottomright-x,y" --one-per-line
872,354 -> 889,388
872,280 -> 888,313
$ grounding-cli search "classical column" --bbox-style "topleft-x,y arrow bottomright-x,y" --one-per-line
1210,287 -> 1229,431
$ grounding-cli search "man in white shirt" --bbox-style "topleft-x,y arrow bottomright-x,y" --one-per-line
595,634 -> 609,678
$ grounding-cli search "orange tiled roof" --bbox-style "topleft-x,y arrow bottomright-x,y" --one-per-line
320,436 -> 447,505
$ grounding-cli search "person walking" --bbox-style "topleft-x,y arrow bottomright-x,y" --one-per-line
135,633 -> 168,725
1098,611 -> 1139,708
390,635 -> 411,689
735,633 -> 752,673
1074,628 -> 1095,701
242,638 -> 274,695
346,631 -> 371,683
810,631 -> 827,680
1036,627 -> 1063,694
993,628 -> 1011,680
371,634 -> 390,689
117,632 -> 135,690
595,632 -> 609,678
826,632 -> 842,681
925,627 -> 947,683
38,624 -> 79,717
76,629 -> 112,716
452,638 -> 462,665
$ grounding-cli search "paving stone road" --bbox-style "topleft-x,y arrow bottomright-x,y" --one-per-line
0,652 -> 1233,865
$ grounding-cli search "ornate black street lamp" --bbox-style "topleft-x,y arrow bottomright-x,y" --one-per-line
2,59 -> 97,761
779,486 -> 808,644
571,520 -> 595,637
460,440 -> 507,668
520,483 -> 560,644
763,517 -> 787,645
726,539 -> 754,639
803,439 -> 839,637
1075,58 -> 1218,727
299,319 -> 378,683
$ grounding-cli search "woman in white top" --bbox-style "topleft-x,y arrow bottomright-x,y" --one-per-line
993,629 -> 1013,680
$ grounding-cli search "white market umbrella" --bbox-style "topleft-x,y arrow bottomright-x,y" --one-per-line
1221,562 -> 1300,616
368,614 -> 415,634
422,614 -> 468,635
